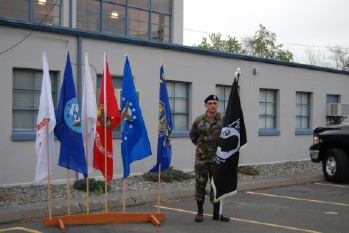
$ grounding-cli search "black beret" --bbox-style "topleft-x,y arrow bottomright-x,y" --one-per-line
204,95 -> 219,103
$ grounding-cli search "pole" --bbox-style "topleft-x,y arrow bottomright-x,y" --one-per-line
123,179 -> 126,213
157,164 -> 161,213
45,117 -> 52,220
103,53 -> 108,213
67,169 -> 71,215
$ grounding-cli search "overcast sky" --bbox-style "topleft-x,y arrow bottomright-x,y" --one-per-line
183,0 -> 349,62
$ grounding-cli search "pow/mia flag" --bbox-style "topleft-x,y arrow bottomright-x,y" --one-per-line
211,71 -> 247,202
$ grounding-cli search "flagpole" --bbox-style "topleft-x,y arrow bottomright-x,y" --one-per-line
123,179 -> 126,213
157,164 -> 161,213
157,57 -> 163,213
84,72 -> 91,215
45,117 -> 52,220
103,53 -> 108,213
66,169 -> 71,215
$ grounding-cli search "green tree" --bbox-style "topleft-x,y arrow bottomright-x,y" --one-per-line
196,33 -> 243,54
194,25 -> 293,62
242,24 -> 293,61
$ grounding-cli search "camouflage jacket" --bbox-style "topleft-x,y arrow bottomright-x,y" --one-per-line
190,112 -> 224,162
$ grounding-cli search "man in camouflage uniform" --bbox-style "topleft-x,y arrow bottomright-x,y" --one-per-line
190,95 -> 230,222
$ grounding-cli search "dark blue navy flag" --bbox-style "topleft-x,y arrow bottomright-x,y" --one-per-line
211,69 -> 247,202
121,56 -> 152,178
149,65 -> 172,172
54,52 -> 87,178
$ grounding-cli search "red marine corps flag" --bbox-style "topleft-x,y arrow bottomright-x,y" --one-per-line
93,54 -> 121,182
211,68 -> 247,203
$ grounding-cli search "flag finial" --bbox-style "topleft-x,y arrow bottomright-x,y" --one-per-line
235,68 -> 241,80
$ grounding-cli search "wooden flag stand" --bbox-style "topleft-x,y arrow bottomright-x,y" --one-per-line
43,212 -> 165,232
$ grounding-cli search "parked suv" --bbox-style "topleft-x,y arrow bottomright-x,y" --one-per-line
309,124 -> 349,183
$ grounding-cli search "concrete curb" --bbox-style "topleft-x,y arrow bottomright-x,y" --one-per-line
0,173 -> 325,224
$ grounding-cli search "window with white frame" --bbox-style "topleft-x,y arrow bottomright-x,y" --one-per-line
259,89 -> 277,132
296,92 -> 311,130
12,69 -> 58,140
167,81 -> 189,131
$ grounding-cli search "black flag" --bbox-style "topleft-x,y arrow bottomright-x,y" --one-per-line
211,71 -> 247,202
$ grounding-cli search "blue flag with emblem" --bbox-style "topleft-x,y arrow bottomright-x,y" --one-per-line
121,56 -> 152,178
54,52 -> 87,178
149,65 -> 172,172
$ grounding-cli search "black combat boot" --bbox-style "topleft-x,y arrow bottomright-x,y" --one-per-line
212,202 -> 230,222
195,201 -> 204,222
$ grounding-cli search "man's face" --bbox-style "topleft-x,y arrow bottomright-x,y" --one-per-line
205,100 -> 219,113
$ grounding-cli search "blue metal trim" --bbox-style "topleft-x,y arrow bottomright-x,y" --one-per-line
112,131 -> 121,139
1,19 -> 349,76
12,131 -> 36,141
69,0 -> 73,28
295,129 -> 313,135
171,130 -> 190,137
259,129 -> 281,136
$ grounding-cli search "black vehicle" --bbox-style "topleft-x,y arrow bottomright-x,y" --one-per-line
309,124 -> 349,183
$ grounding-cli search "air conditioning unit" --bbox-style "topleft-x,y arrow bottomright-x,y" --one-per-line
342,103 -> 349,116
114,89 -> 141,109
326,103 -> 349,116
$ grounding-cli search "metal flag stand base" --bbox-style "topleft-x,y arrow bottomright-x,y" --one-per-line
43,212 -> 166,232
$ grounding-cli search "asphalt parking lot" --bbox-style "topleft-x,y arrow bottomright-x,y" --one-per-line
1,181 -> 348,233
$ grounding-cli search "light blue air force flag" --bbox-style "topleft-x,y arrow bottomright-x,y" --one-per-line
121,56 -> 152,178
54,52 -> 87,178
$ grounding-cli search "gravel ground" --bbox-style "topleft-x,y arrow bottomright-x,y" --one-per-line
0,161 -> 322,207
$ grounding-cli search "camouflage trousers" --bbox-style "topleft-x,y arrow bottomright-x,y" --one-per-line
194,160 -> 215,203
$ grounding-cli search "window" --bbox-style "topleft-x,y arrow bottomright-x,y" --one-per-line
128,7 -> 149,40
167,81 -> 189,132
216,85 -> 231,114
295,92 -> 312,134
0,0 -> 29,21
33,0 -> 61,26
77,0 -> 101,32
151,0 -> 172,43
75,0 -> 172,42
12,69 -> 58,140
0,0 -> 61,26
102,0 -> 126,35
259,89 -> 279,136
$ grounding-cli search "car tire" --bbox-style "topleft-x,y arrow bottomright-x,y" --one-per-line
322,148 -> 349,183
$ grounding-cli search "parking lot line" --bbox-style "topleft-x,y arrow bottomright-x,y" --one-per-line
0,227 -> 42,233
315,182 -> 349,188
158,205 -> 321,233
246,191 -> 349,207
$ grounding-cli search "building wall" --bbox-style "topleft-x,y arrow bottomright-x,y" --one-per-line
0,25 -> 349,186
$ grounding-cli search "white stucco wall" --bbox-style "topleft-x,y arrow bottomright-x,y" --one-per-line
0,26 -> 348,186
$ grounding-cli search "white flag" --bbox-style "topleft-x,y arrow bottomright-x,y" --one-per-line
35,52 -> 56,184
81,53 -> 97,175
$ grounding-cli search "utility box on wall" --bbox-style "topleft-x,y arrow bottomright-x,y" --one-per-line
326,103 -> 349,116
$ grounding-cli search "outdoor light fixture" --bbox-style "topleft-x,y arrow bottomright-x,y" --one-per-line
38,0 -> 46,5
111,11 -> 118,19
